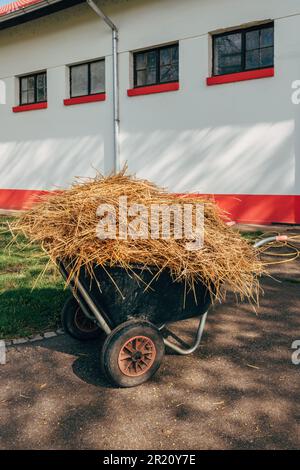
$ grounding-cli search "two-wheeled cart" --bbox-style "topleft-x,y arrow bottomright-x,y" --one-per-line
60,235 -> 287,387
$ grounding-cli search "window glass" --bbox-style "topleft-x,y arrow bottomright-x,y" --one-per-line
160,47 -> 172,66
134,44 -> 178,87
159,46 -> 179,83
245,27 -> 274,70
261,27 -> 274,47
260,47 -> 274,67
214,33 -> 242,75
36,73 -> 47,102
213,24 -> 274,75
136,69 -> 147,87
71,64 -> 89,97
70,61 -> 105,97
246,30 -> 260,51
135,50 -> 157,86
20,73 -> 46,105
90,61 -> 105,94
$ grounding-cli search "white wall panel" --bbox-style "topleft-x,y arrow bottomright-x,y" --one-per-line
0,0 -> 299,197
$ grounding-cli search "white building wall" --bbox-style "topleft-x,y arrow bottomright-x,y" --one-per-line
0,0 -> 299,201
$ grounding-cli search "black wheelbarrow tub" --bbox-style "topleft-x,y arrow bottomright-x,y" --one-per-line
68,263 -> 212,329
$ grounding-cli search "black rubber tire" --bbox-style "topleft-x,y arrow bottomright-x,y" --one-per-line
101,320 -> 165,388
61,297 -> 103,341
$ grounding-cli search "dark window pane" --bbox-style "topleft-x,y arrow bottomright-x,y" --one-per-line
136,69 -> 147,86
214,33 -> 242,75
160,47 -> 172,66
260,47 -> 274,67
21,91 -> 28,104
37,74 -> 45,88
136,53 -> 147,70
37,88 -> 46,102
146,67 -> 157,85
36,73 -> 46,102
90,61 -> 105,94
27,90 -> 35,104
71,64 -> 88,97
159,46 -> 178,82
246,46 -> 273,69
215,33 -> 242,55
21,77 -> 28,92
214,24 -> 273,75
134,44 -> 178,86
20,76 -> 35,104
147,51 -> 157,68
245,49 -> 260,69
135,50 -> 157,86
172,46 -> 179,62
20,72 -> 47,105
27,76 -> 35,93
246,30 -> 260,51
261,27 -> 274,47
160,64 -> 178,83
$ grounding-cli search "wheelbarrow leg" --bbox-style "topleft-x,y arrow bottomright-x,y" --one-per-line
162,311 -> 208,355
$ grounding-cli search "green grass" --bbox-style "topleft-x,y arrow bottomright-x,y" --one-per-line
0,216 -> 68,340
241,230 -> 264,241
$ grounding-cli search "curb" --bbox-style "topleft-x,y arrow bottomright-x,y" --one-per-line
3,328 -> 65,348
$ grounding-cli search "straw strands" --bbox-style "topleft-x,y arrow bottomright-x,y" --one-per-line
12,170 -> 264,304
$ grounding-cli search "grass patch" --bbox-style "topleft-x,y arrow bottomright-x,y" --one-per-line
0,216 -> 68,339
241,231 -> 264,241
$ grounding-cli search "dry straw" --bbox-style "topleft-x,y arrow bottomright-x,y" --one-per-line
12,170 -> 264,304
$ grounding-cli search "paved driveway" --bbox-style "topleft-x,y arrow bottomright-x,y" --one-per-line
1,238 -> 300,449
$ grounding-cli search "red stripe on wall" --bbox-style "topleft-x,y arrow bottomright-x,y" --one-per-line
64,93 -> 106,106
206,68 -> 274,86
12,102 -> 48,113
0,189 -> 299,224
202,194 -> 300,224
127,82 -> 180,97
0,189 -> 50,210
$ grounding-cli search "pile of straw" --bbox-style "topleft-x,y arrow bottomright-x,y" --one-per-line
12,170 -> 264,303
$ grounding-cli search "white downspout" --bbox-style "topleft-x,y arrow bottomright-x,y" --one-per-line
86,0 -> 119,173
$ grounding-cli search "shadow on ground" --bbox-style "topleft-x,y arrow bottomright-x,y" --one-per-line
0,255 -> 299,450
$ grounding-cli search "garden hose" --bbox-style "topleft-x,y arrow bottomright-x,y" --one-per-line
257,232 -> 300,266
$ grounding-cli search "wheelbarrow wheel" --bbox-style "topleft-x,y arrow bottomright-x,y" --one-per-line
101,320 -> 165,388
61,297 -> 103,341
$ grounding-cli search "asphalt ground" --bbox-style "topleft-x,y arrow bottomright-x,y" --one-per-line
1,228 -> 299,449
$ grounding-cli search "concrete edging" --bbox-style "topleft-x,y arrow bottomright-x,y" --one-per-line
3,328 -> 65,348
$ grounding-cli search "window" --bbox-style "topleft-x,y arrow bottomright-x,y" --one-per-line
134,44 -> 179,88
20,72 -> 47,105
70,60 -> 105,98
213,23 -> 274,76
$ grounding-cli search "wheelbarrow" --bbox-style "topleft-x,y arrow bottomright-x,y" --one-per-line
59,235 -> 288,388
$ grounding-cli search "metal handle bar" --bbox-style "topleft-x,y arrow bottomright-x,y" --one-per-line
162,312 -> 208,355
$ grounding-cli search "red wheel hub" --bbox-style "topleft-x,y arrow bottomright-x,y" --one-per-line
74,308 -> 99,333
118,335 -> 156,377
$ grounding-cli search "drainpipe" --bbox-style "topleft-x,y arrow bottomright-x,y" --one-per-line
86,0 -> 119,173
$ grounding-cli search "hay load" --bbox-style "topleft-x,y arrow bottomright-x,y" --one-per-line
12,170 -> 264,303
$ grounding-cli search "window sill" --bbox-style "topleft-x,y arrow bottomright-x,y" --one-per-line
12,102 -> 48,113
206,67 -> 274,86
64,93 -> 106,106
127,82 -> 180,97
